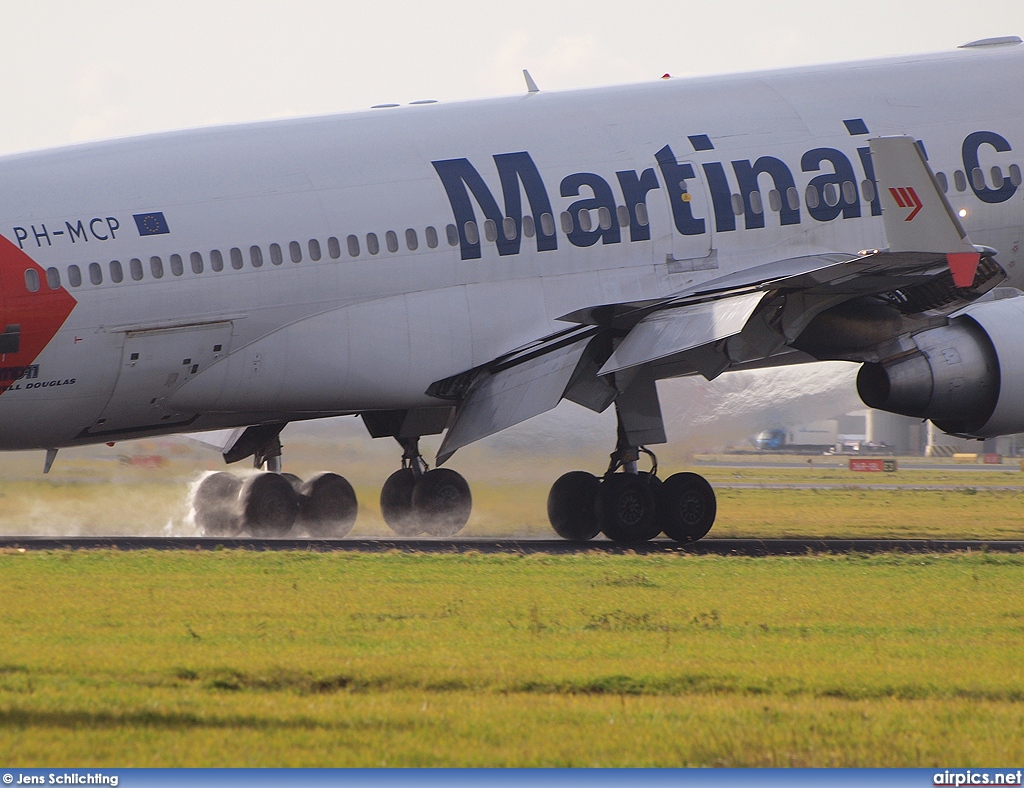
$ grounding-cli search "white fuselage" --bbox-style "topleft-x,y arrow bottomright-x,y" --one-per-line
0,43 -> 1021,450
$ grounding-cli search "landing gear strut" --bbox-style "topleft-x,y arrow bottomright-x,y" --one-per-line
379,436 -> 472,537
380,437 -> 428,536
253,433 -> 283,474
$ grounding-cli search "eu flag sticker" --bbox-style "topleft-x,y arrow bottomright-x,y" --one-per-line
133,212 -> 170,236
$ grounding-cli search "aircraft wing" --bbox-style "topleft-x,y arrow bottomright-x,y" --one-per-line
429,136 -> 1005,463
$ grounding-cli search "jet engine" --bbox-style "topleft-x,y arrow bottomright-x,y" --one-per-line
857,296 -> 1024,438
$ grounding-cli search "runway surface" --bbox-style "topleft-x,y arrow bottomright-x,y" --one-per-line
697,460 -> 1022,472
715,482 -> 1024,490
1,536 -> 1022,555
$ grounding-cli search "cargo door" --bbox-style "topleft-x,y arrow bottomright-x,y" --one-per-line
88,322 -> 232,435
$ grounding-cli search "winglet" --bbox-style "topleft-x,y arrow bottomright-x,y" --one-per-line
523,69 -> 539,94
869,135 -> 979,284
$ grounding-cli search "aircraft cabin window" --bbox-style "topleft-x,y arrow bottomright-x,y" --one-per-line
786,186 -> 800,211
170,253 -> 184,276
823,183 -> 839,207
366,232 -> 380,255
89,262 -> 103,285
68,265 -> 83,287
538,212 -> 553,236
503,216 -> 518,240
463,221 -> 479,245
46,267 -> 60,290
269,243 -> 283,265
446,224 -> 459,246
748,191 -> 763,215
1010,164 -> 1022,187
347,235 -> 360,257
634,203 -> 649,227
110,260 -> 124,283
861,180 -> 876,203
425,226 -> 439,248
150,256 -> 164,278
991,166 -> 1005,189
559,212 -> 573,234
190,252 -> 204,274
577,209 -> 593,232
25,268 -> 40,292
289,241 -> 302,263
730,194 -> 744,216
616,205 -> 630,228
309,239 -> 322,261
971,167 -> 985,191
210,250 -> 224,272
842,181 -> 857,205
597,207 -> 611,231
805,185 -> 820,209
130,258 -> 144,281
406,228 -> 418,250
768,189 -> 782,213
229,247 -> 243,270
250,246 -> 263,268
935,172 -> 949,193
483,219 -> 497,242
954,170 -> 968,192
521,216 -> 535,238
328,236 -> 341,259
385,230 -> 399,252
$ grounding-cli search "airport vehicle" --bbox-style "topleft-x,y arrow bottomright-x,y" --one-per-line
1,37 -> 1023,541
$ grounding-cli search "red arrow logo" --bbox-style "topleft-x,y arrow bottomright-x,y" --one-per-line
0,235 -> 77,394
888,186 -> 923,221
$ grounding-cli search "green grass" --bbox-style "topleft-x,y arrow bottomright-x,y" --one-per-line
1,549 -> 1022,765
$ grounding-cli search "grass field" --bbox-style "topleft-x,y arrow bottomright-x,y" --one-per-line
1,549 -> 1022,766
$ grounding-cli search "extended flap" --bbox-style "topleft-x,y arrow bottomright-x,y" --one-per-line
436,337 -> 590,464
599,292 -> 764,375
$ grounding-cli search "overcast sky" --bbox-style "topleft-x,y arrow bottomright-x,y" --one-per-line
0,0 -> 1021,155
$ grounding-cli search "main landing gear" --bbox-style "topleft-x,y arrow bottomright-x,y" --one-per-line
190,431 -> 358,538
547,448 -> 717,544
547,372 -> 717,543
190,411 -> 474,539
379,437 -> 472,536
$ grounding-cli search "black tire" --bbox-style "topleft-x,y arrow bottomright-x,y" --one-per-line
597,472 -> 660,543
412,468 -> 472,537
281,472 -> 304,493
380,468 -> 421,536
547,471 -> 601,541
657,472 -> 717,542
239,473 -> 299,537
298,472 -> 357,538
192,472 -> 243,536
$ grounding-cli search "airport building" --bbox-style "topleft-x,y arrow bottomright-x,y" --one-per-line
763,409 -> 1024,457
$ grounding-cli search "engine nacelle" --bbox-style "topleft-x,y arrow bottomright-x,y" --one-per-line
857,296 -> 1024,438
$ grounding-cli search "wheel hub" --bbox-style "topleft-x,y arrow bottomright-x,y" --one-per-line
616,489 -> 646,527
679,492 -> 705,526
